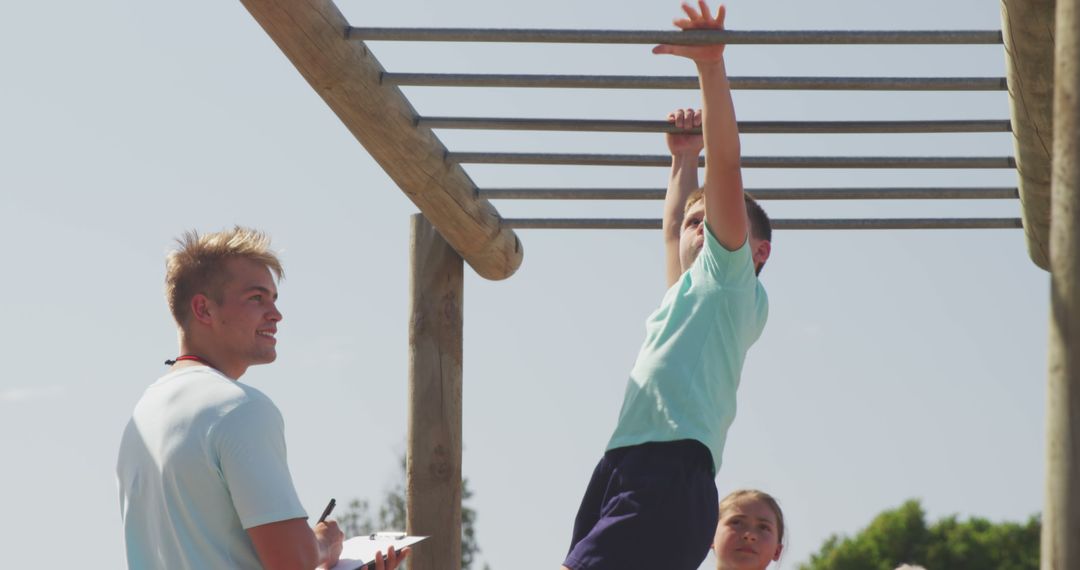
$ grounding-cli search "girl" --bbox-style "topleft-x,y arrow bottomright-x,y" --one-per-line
714,490 -> 785,570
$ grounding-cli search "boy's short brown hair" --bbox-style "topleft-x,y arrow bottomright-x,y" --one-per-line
165,227 -> 283,326
684,188 -> 773,242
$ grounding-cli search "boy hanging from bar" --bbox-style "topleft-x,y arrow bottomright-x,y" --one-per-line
560,3 -> 773,570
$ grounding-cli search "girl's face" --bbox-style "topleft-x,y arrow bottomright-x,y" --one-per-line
714,497 -> 783,570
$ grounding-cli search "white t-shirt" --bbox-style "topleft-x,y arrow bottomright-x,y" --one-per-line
117,366 -> 307,569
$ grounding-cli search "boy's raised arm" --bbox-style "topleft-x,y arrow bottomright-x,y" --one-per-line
655,1 -> 749,251
663,107 -> 704,287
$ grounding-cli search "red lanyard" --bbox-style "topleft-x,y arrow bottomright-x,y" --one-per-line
164,354 -> 214,368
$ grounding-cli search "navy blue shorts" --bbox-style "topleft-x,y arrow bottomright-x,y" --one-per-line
563,440 -> 718,570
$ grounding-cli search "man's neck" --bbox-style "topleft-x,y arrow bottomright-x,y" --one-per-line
176,337 -> 247,380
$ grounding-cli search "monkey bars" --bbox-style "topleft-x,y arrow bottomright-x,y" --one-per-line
234,1 -> 1071,569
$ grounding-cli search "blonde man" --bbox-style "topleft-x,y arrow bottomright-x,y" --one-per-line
117,227 -> 405,570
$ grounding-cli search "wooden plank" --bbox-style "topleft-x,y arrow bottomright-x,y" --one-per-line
1002,0 -> 1055,271
407,215 -> 463,570
238,0 -> 522,280
1045,0 -> 1080,567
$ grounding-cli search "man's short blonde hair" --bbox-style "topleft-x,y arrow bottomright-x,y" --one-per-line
165,226 -> 283,326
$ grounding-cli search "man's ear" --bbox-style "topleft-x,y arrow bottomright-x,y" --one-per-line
190,294 -> 214,325
772,543 -> 783,561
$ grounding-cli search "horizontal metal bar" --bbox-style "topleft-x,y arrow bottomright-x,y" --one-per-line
421,117 -> 1011,134
450,152 -> 1017,169
385,73 -> 1007,91
504,218 -> 1023,230
350,28 -> 1003,45
479,187 -> 1020,200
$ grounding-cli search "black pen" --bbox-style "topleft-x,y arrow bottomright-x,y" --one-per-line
317,498 -> 336,524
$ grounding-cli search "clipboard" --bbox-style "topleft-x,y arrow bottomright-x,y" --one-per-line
326,532 -> 428,570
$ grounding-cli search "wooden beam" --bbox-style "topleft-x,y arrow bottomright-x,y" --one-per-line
407,215 -> 463,570
1045,0 -> 1080,567
1001,0 -> 1055,271
238,0 -> 523,281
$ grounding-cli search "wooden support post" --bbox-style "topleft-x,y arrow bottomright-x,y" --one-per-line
1046,0 -> 1080,567
1001,0 -> 1056,271
238,0 -> 522,281
407,214 -> 464,570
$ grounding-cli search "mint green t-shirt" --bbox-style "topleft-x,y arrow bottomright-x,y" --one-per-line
606,224 -> 768,474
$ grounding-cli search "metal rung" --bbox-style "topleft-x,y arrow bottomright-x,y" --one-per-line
385,73 -> 1007,91
421,117 -> 1011,134
449,152 -> 1017,169
504,218 -> 1023,230
479,187 -> 1019,200
350,28 -> 1003,45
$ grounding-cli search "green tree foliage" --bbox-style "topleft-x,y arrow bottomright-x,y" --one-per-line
799,500 -> 1040,570
338,455 -> 489,570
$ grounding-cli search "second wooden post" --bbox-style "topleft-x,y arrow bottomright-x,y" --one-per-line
407,214 -> 464,570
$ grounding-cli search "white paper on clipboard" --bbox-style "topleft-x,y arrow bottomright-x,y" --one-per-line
326,532 -> 428,570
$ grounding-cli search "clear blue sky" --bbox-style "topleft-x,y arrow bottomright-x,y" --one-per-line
0,0 -> 1047,568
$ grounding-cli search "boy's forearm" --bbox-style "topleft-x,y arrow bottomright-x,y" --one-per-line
698,59 -> 741,170
662,151 -> 699,285
664,152 -> 700,237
